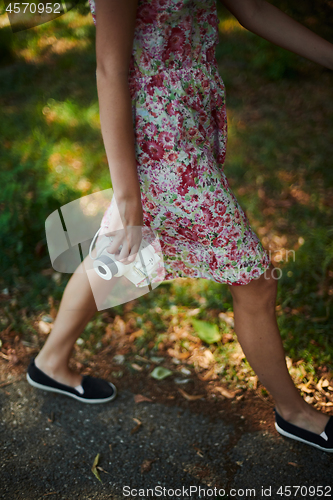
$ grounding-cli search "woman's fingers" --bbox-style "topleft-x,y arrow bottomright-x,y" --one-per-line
106,233 -> 124,255
117,234 -> 142,264
106,227 -> 143,265
126,241 -> 142,263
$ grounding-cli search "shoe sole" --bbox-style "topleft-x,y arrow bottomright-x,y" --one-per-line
275,422 -> 333,453
26,373 -> 117,404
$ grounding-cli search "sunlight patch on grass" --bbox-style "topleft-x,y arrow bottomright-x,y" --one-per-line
18,36 -> 89,62
42,99 -> 100,129
66,12 -> 94,29
47,139 -> 89,191
218,18 -> 246,33
0,13 -> 10,28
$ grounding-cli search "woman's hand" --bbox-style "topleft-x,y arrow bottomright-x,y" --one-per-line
103,197 -> 144,265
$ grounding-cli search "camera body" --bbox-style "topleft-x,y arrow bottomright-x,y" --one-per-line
91,233 -> 161,288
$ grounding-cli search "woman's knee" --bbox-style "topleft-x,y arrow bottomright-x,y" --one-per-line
228,264 -> 278,310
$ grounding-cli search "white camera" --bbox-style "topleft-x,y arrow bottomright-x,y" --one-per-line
89,227 -> 161,288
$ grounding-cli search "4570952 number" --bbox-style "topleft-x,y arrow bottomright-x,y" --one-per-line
6,3 -> 62,14
276,485 -> 332,497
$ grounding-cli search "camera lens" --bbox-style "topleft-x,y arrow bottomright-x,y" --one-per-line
98,266 -> 107,275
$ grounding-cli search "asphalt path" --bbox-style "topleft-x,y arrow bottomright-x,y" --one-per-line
1,379 -> 332,500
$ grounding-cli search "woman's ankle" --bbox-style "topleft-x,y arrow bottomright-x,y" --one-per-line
35,352 -> 68,378
275,401 -> 308,422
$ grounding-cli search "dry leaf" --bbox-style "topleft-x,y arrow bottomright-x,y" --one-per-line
140,459 -> 156,473
97,466 -> 110,475
47,412 -> 54,423
134,394 -> 152,404
197,366 -> 216,381
131,418 -> 142,434
38,320 -> 52,335
316,377 -> 324,391
219,312 -> 235,328
167,348 -> 190,360
131,363 -> 143,371
192,445 -> 204,457
129,329 -> 144,342
215,386 -> 236,399
249,375 -> 258,390
48,296 -> 57,319
114,315 -> 126,335
222,333 -> 234,344
178,388 -> 204,401
324,392 -> 333,403
91,454 -> 102,483
298,384 -> 313,394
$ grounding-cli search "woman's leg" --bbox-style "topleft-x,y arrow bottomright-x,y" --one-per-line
227,263 -> 329,435
34,254 -> 117,387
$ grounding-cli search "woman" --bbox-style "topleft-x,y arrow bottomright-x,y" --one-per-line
27,0 -> 333,452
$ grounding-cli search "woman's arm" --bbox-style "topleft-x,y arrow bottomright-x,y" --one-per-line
95,0 -> 143,227
219,0 -> 333,70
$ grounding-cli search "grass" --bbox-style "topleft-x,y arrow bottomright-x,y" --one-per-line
0,2 -> 332,404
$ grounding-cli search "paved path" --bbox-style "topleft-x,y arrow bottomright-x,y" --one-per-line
1,380 -> 332,499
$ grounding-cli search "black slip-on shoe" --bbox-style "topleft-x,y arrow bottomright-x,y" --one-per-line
274,408 -> 333,453
26,357 -> 117,404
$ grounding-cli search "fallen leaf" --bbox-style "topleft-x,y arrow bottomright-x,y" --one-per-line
192,445 -> 204,457
8,354 -> 19,365
222,333 -> 234,343
97,466 -> 110,475
131,418 -> 142,434
197,366 -> 216,381
215,386 -> 236,399
134,394 -> 152,404
131,363 -> 143,371
150,367 -> 172,380
219,312 -> 235,328
140,459 -> 156,474
191,318 -> 222,344
128,329 -> 144,342
288,462 -> 300,467
47,412 -> 54,423
178,388 -> 204,401
298,384 -> 313,394
316,377 -> 324,391
167,348 -> 190,360
38,320 -> 52,335
188,308 -> 200,316
91,454 -> 102,483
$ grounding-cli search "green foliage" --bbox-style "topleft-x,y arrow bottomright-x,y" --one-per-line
191,318 -> 222,344
246,34 -> 299,81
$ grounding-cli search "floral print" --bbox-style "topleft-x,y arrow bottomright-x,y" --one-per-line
88,0 -> 271,285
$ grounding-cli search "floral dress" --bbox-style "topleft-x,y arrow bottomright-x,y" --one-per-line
88,0 -> 272,286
